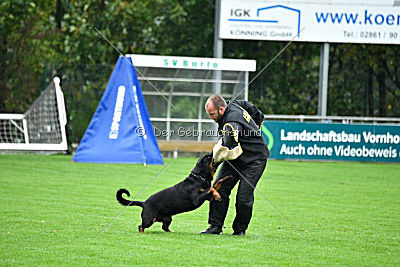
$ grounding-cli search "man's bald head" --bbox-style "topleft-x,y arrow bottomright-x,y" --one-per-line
205,95 -> 227,110
205,95 -> 227,123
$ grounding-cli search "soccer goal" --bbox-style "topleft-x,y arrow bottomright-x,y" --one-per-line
0,77 -> 68,151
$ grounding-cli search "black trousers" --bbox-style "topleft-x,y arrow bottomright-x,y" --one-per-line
208,159 -> 267,232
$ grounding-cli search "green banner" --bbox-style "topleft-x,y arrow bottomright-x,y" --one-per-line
262,121 -> 400,162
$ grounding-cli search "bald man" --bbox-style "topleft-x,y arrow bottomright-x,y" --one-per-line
201,95 -> 270,236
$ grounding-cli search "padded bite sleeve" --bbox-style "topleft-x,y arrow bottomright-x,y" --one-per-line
213,122 -> 243,162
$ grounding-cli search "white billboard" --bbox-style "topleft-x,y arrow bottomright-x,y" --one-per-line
219,0 -> 400,44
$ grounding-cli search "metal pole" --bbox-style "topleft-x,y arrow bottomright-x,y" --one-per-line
318,42 -> 329,118
213,0 -> 223,96
166,70 -> 179,141
198,71 -> 213,142
244,71 -> 249,101
212,0 -> 223,139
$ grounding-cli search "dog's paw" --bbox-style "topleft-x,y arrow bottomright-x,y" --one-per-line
214,193 -> 221,201
138,225 -> 145,234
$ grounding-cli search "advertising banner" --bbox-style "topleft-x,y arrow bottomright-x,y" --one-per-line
220,0 -> 400,44
262,121 -> 400,162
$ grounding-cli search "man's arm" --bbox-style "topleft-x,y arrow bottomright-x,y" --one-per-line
213,122 -> 243,163
234,100 -> 264,127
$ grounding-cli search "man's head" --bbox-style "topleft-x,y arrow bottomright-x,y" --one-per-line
205,95 -> 227,123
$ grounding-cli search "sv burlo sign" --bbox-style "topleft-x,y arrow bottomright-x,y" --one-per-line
127,54 -> 256,72
220,0 -> 400,45
261,121 -> 400,162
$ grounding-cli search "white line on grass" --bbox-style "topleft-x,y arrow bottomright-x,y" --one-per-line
95,158 -> 177,239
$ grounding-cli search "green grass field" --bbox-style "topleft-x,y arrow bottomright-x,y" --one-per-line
1,155 -> 399,265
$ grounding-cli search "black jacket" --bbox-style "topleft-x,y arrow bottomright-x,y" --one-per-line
218,100 -> 270,166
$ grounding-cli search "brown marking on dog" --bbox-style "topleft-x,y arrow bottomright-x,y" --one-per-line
210,175 -> 232,201
213,175 -> 230,191
209,188 -> 221,200
209,158 -> 217,177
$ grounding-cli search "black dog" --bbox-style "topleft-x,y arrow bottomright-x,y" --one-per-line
116,153 -> 229,233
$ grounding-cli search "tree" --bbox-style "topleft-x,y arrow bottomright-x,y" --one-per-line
0,0 -> 58,112
1,0 -> 399,144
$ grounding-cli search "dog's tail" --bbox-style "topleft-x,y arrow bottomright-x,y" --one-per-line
116,189 -> 144,207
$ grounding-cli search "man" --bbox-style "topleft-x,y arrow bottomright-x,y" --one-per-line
201,95 -> 270,236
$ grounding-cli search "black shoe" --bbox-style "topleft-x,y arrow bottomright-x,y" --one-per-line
200,225 -> 222,235
232,230 -> 246,236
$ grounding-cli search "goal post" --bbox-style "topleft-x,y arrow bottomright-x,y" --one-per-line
0,77 -> 68,151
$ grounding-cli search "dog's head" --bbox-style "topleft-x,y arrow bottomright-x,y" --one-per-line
192,152 -> 220,180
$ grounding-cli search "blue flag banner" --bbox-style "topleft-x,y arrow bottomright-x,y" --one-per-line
72,57 -> 163,164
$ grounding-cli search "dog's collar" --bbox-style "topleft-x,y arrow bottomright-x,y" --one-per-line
190,172 -> 207,182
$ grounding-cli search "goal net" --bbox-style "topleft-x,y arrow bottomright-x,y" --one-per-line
0,77 -> 68,151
